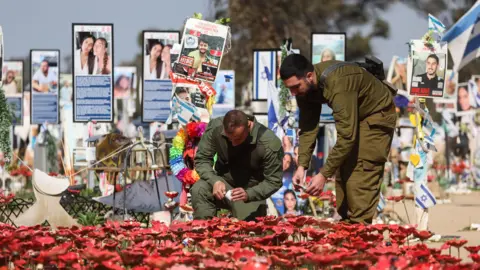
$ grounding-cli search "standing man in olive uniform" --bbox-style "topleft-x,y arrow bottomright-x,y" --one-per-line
280,54 -> 397,224
191,110 -> 283,220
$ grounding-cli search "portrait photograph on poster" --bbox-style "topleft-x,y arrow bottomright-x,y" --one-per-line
173,18 -> 229,83
167,81 -> 210,125
311,33 -> 346,64
59,74 -> 73,106
30,50 -> 59,124
386,56 -> 408,91
408,40 -> 447,98
143,31 -> 180,80
72,24 -> 113,122
212,70 -> 235,118
2,61 -> 23,96
253,49 -> 278,100
114,66 -> 137,99
457,82 -> 476,114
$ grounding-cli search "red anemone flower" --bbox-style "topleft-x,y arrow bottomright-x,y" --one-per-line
144,255 -> 177,269
386,195 -> 405,202
445,239 -> 468,248
465,246 -> 480,254
413,230 -> 433,241
470,254 -> 480,263
165,191 -> 179,198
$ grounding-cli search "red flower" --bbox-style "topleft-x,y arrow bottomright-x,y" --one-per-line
301,227 -> 326,241
170,221 -> 192,234
243,257 -> 272,270
180,204 -> 194,212
144,254 -> 177,269
34,236 -> 56,247
82,247 -> 119,262
58,252 -> 80,264
199,238 -> 217,249
101,260 -> 124,270
201,258 -> 233,270
341,260 -> 372,268
413,230 -> 433,241
165,191 -> 179,198
445,239 -> 468,248
386,195 -> 405,202
120,248 -> 147,266
465,246 -> 480,254
298,193 -> 310,199
370,224 -> 388,233
434,254 -> 462,264
256,216 -> 280,226
470,254 -> 480,263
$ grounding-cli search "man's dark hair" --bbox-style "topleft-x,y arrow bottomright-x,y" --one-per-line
280,54 -> 314,80
199,35 -> 209,46
175,87 -> 189,95
223,110 -> 248,134
426,54 -> 439,64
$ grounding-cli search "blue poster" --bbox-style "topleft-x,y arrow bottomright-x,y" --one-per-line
74,76 -> 112,122
30,50 -> 59,124
142,80 -> 172,122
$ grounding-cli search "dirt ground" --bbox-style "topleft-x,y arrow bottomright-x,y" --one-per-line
386,191 -> 480,261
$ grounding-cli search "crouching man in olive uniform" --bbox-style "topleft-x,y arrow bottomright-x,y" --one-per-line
191,110 -> 283,220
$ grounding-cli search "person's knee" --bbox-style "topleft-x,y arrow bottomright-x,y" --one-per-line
191,180 -> 212,202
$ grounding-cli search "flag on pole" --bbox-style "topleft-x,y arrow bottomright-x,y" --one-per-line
459,14 -> 480,70
415,183 -> 437,209
377,192 -> 386,212
429,13 -> 446,33
441,2 -> 480,71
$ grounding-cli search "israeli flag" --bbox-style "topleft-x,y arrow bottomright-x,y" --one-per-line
266,65 -> 287,139
415,183 -> 437,209
441,2 -> 480,71
377,193 -> 386,212
429,14 -> 446,33
166,94 -> 200,126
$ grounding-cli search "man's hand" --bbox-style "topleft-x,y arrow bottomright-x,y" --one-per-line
293,166 -> 306,187
231,188 -> 248,202
213,181 -> 226,200
306,173 -> 326,196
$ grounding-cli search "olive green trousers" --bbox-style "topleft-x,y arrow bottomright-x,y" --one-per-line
336,105 -> 396,224
191,179 -> 267,221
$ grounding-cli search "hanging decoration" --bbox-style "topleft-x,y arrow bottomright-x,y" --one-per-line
169,121 -> 206,204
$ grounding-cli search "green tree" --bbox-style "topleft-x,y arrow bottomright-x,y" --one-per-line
211,0 -> 393,106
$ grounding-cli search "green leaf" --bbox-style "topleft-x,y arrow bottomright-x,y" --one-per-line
193,13 -> 203,19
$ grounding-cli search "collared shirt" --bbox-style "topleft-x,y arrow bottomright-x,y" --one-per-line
418,73 -> 444,96
195,115 -> 283,202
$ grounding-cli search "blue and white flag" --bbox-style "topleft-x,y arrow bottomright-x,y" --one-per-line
166,94 -> 200,126
415,183 -> 437,209
377,193 -> 386,212
441,2 -> 480,71
429,13 -> 446,33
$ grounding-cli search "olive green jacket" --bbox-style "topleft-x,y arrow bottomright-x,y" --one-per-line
194,116 -> 283,202
296,61 -> 394,178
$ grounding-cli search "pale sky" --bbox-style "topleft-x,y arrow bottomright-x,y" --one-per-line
0,1 -> 428,70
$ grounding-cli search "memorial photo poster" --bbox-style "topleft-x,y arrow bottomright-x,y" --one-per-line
73,24 -> 113,122
387,56 -> 408,92
3,61 -> 24,125
30,50 -> 59,124
408,40 -> 447,98
457,82 -> 476,114
142,31 -> 179,123
311,33 -> 346,65
2,61 -> 23,96
253,49 -> 277,100
433,70 -> 458,112
311,33 -> 345,123
143,31 -> 180,81
169,81 -> 210,124
114,66 -> 137,99
212,70 -> 234,118
173,18 -> 229,83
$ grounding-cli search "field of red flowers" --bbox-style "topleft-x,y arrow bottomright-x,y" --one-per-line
1,215 -> 479,270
